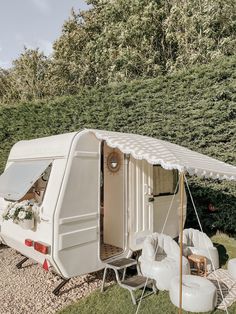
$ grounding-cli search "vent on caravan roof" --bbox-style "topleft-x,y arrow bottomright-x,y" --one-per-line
0,160 -> 52,201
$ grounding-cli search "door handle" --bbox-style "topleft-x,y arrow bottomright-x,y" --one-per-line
148,197 -> 155,202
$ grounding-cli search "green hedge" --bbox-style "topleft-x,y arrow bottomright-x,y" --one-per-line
0,55 -> 235,234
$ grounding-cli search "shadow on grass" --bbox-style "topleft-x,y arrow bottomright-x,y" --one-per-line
213,243 -> 229,267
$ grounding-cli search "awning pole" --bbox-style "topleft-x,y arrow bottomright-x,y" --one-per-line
178,172 -> 184,314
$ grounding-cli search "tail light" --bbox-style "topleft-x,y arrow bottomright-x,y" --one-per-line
34,241 -> 49,254
25,239 -> 34,247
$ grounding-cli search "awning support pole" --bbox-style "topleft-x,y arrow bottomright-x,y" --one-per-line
178,172 -> 184,314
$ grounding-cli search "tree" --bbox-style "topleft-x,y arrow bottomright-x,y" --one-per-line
0,48 -> 50,103
165,0 -> 236,70
51,0 -> 236,92
1,0 -> 236,103
52,1 -> 171,88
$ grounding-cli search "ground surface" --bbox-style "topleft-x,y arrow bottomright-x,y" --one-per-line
0,245 -> 112,314
1,234 -> 235,314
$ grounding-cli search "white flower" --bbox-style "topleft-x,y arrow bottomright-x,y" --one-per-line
9,208 -> 16,217
18,211 -> 26,220
14,204 -> 22,210
2,200 -> 36,222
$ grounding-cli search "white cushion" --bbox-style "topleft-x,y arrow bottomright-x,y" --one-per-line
139,233 -> 190,291
183,228 -> 213,248
181,228 -> 219,271
141,235 -> 157,261
169,275 -> 217,312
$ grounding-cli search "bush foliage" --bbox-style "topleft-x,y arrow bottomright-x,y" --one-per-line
0,0 -> 236,103
0,55 -> 235,234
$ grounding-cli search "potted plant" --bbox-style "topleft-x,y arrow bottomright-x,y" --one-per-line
2,200 -> 38,230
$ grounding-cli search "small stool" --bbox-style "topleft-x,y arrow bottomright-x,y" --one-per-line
169,275 -> 217,312
101,258 -> 138,292
188,254 -> 207,276
228,258 -> 236,280
101,257 -> 156,305
120,275 -> 156,305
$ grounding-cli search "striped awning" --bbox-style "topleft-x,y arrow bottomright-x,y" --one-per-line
90,129 -> 236,181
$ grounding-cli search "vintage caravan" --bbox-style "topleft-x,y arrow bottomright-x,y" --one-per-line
0,129 -> 234,290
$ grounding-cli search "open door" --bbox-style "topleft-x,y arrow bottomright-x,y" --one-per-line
129,157 -> 154,251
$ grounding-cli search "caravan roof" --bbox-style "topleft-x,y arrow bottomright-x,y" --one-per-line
8,132 -> 77,160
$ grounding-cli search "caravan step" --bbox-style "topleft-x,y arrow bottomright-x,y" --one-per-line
101,258 -> 137,292
120,275 -> 156,305
101,258 -> 156,305
105,257 -> 137,269
120,275 -> 153,290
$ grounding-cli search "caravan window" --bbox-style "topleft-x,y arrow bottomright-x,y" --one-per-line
0,160 -> 52,202
21,164 -> 52,204
153,166 -> 178,196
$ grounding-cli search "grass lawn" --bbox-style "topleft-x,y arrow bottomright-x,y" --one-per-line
58,234 -> 236,314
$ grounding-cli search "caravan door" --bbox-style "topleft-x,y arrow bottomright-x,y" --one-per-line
129,157 -> 154,251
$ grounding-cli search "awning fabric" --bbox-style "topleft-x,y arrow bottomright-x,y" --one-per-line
0,160 -> 52,201
91,129 -> 236,181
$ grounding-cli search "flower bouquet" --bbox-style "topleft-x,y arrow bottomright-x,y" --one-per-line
2,200 -> 38,230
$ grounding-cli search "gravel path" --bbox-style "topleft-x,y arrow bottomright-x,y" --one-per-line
0,244 -> 113,314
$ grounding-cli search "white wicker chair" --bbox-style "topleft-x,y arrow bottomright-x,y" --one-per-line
181,228 -> 219,271
139,233 -> 190,291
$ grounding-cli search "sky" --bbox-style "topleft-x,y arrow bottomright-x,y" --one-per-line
0,0 -> 89,69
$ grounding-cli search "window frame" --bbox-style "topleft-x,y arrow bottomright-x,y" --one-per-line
29,163 -> 52,205
153,165 -> 179,197
0,159 -> 53,202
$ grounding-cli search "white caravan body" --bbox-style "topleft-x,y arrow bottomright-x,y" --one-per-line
0,129 -> 187,278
